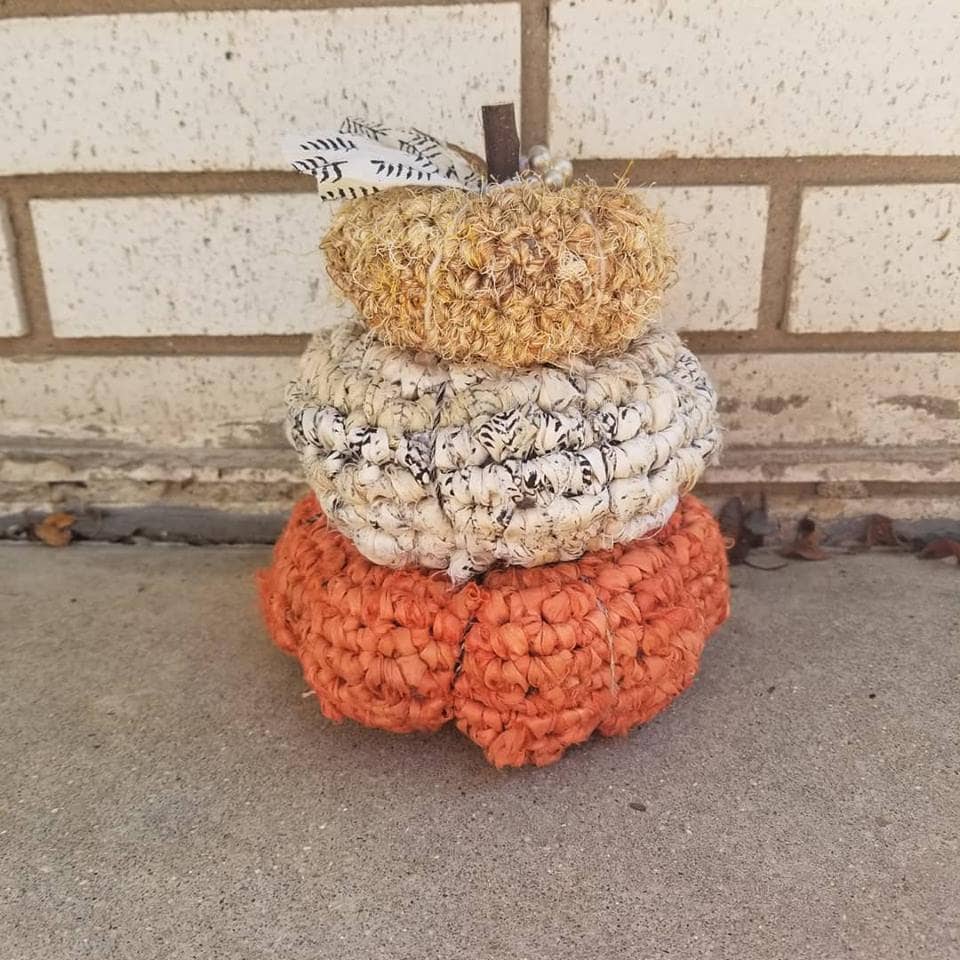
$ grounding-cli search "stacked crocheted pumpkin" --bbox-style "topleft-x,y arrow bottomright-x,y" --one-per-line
259,116 -> 730,767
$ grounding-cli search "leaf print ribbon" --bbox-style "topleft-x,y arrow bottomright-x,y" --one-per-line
283,118 -> 485,201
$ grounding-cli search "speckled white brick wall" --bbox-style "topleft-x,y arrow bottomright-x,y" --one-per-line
0,1 -> 958,518
0,6 -> 521,174
0,203 -> 26,337
33,194 -> 348,337
0,355 -> 292,446
2,350 -> 956,451
642,186 -> 767,331
34,185 -> 770,339
789,185 -> 960,333
704,353 -> 960,448
551,0 -> 960,158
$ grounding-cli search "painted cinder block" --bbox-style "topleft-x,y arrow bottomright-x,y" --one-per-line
0,6 -> 520,173
706,447 -> 960,486
703,353 -> 959,448
2,352 -> 956,452
788,185 -> 960,332
641,186 -> 766,331
551,0 -> 960,158
0,203 -> 26,337
33,194 -> 347,337
0,354 -> 293,447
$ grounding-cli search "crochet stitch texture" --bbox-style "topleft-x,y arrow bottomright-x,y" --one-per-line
259,492 -> 729,768
261,160 -> 732,766
322,181 -> 675,367
287,323 -> 721,581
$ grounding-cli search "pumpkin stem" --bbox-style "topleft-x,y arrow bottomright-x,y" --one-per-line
481,103 -> 520,182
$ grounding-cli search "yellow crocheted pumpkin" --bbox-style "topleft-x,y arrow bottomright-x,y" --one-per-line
321,180 -> 675,368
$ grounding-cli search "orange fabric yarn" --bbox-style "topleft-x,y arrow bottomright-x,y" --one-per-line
259,493 -> 729,767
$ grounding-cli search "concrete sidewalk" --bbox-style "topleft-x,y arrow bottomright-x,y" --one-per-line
1,544 -> 957,960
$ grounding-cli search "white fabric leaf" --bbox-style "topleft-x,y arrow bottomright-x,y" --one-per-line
283,117 -> 484,201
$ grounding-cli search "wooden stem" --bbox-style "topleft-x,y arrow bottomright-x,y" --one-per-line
482,103 -> 520,182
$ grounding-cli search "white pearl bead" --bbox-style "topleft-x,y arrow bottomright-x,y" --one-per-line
551,158 -> 574,182
543,169 -> 565,189
528,144 -> 552,174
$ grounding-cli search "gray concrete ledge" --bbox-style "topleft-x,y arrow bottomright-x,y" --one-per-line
1,544 -> 958,959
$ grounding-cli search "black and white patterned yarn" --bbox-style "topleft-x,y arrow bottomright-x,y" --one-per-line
286,324 -> 721,582
284,118 -> 484,200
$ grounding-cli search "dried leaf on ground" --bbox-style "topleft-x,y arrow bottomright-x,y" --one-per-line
781,516 -> 829,561
863,513 -> 905,548
918,538 -> 960,563
719,495 -> 772,565
33,512 -> 76,547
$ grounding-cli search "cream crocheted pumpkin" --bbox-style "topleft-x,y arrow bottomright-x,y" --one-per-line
286,323 -> 720,581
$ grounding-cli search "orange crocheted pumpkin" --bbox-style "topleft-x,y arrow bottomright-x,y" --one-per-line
259,493 -> 729,768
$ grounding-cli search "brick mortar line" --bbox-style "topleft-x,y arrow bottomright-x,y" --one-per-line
0,335 -> 310,357
755,177 -> 800,333
699,480 -> 960,497
4,479 -> 960,495
576,156 -> 960,186
684,331 -> 960,353
4,439 -> 956,457
3,156 -> 958,200
3,188 -> 51,343
3,477 -> 959,496
0,435 -> 952,456
0,0 -> 515,18
0,171 -> 313,199
1,331 -> 958,358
